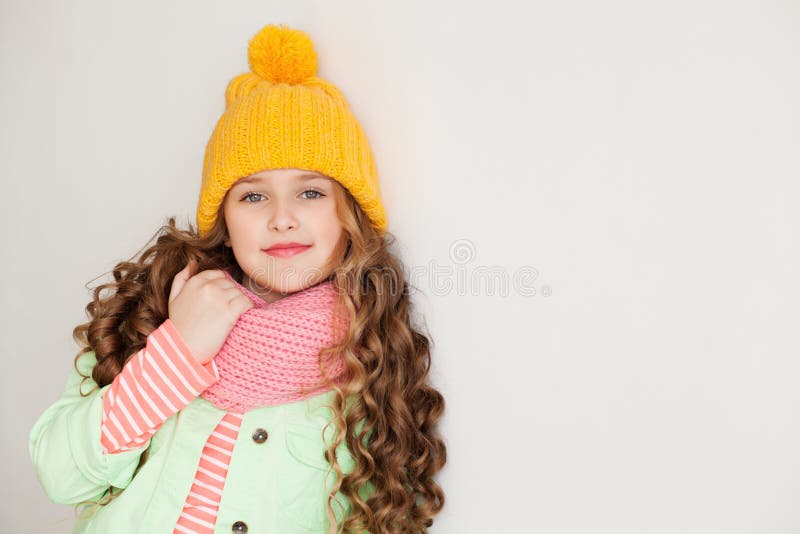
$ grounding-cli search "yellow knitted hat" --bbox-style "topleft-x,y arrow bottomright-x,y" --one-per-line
196,23 -> 387,237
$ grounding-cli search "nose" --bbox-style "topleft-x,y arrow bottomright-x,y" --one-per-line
268,198 -> 298,232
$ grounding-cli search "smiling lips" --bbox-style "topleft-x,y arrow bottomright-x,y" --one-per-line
263,242 -> 311,258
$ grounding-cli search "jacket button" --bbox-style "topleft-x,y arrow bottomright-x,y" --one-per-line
252,428 -> 268,443
232,520 -> 248,532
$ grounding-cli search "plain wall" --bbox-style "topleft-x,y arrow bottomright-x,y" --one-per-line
3,0 -> 799,532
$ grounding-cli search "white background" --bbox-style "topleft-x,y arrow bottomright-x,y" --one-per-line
3,0 -> 799,532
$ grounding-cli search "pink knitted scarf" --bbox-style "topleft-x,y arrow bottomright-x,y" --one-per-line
200,270 -> 350,413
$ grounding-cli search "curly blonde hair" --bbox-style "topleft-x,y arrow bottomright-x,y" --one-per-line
70,181 -> 447,533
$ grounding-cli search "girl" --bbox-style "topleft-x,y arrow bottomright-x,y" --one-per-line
29,23 -> 446,534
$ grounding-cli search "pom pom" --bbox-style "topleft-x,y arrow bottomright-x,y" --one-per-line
247,24 -> 318,85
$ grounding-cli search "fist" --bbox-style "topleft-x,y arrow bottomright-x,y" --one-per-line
167,259 -> 254,364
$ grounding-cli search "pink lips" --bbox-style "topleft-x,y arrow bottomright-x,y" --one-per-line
263,243 -> 311,258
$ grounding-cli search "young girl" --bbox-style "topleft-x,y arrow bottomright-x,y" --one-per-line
29,23 -> 446,534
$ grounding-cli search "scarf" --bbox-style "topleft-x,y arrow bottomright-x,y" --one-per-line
200,270 -> 350,413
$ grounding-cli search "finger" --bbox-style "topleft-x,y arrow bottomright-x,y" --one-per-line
205,277 -> 243,292
191,269 -> 230,283
186,258 -> 199,277
229,291 -> 256,311
219,286 -> 249,299
169,261 -> 195,303
180,268 -> 227,295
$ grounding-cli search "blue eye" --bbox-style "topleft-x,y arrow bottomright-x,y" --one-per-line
241,192 -> 264,203
301,189 -> 325,199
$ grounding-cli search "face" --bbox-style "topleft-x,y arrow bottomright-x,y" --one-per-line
223,168 -> 344,303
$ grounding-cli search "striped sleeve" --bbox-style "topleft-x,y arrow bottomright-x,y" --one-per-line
100,318 -> 220,455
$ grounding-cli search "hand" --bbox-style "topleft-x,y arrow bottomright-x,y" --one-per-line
167,259 -> 254,365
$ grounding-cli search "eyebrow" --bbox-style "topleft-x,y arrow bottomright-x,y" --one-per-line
235,173 -> 328,186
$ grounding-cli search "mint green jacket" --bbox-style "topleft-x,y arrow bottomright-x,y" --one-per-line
29,350 -> 373,533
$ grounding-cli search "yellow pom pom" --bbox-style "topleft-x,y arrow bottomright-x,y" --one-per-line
247,24 -> 318,84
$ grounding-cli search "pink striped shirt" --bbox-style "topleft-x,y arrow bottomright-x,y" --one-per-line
100,318 -> 242,533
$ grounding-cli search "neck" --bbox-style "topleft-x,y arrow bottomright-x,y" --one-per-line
241,273 -> 287,304
240,272 -> 331,305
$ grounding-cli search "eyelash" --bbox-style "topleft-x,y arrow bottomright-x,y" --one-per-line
240,189 -> 325,203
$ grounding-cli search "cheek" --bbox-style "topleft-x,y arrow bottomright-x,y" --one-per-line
314,205 -> 341,234
225,208 -> 257,236
318,218 -> 342,244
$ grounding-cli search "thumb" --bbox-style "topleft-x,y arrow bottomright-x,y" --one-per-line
169,259 -> 198,303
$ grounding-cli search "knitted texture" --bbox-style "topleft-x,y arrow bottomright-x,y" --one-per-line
196,23 -> 387,237
200,270 -> 351,412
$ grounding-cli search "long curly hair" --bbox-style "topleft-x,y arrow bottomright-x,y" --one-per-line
70,181 -> 447,533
